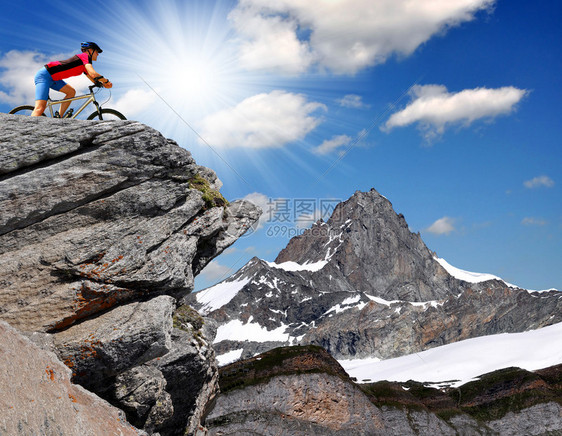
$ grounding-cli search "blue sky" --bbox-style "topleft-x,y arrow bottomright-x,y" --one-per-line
1,0 -> 560,292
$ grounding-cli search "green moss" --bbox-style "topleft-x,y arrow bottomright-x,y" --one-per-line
173,305 -> 204,331
452,367 -> 561,422
359,381 -> 427,411
218,345 -> 349,394
188,174 -> 229,209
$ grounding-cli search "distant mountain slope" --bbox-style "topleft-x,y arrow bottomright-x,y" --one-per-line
205,345 -> 562,436
186,189 -> 562,363
340,321 -> 562,387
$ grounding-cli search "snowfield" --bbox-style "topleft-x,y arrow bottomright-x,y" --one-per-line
339,321 -> 562,387
435,257 -> 508,284
195,278 -> 251,314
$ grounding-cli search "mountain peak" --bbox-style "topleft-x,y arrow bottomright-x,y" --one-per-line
189,188 -> 561,365
276,188 -> 452,301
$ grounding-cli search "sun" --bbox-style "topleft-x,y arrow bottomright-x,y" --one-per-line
103,1 -> 262,125
165,53 -> 225,109
178,61 -> 216,100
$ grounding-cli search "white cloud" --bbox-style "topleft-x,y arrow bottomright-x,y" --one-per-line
111,88 -> 158,117
0,50 -> 49,105
426,216 -> 456,235
383,84 -> 528,140
337,94 -> 369,109
229,0 -> 495,74
228,4 -> 315,74
199,90 -> 326,148
524,175 -> 555,189
522,217 -> 547,226
314,134 -> 352,155
199,260 -> 233,281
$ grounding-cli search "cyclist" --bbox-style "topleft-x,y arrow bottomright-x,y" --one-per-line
31,42 -> 112,117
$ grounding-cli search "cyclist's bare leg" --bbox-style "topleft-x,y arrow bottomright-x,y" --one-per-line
59,85 -> 76,116
31,100 -> 47,117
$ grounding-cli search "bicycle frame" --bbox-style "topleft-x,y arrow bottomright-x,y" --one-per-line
46,85 -> 101,119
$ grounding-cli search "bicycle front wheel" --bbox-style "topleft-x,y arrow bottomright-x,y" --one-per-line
9,105 -> 45,116
87,108 -> 127,120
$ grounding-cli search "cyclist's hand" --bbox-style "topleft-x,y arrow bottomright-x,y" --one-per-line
103,80 -> 113,89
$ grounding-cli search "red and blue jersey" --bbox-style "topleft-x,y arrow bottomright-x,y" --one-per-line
45,52 -> 90,81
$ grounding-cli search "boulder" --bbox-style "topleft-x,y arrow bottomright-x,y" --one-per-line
0,114 -> 260,333
0,321 -> 146,436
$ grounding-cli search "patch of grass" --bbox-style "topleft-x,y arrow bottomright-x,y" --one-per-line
360,381 -> 429,412
188,174 -> 228,209
451,367 -> 561,422
218,345 -> 350,394
173,305 -> 207,346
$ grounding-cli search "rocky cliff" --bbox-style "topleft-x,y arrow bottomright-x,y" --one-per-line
0,113 -> 260,435
188,189 -> 561,362
206,346 -> 562,435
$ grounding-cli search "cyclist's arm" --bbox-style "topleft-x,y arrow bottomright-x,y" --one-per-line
84,64 -> 112,88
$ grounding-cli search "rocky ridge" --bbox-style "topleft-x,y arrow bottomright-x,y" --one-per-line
189,189 -> 562,362
0,113 -> 260,435
206,345 -> 562,435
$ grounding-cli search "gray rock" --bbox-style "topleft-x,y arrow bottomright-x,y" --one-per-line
52,296 -> 175,388
40,274 -> 218,435
0,114 -> 260,333
0,321 -> 146,436
113,365 -> 172,425
207,373 -> 387,435
487,402 -> 562,435
101,318 -> 219,436
146,326 -> 219,435
0,114 -> 261,436
206,372 -> 484,436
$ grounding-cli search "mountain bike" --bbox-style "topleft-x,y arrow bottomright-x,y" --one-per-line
8,80 -> 126,120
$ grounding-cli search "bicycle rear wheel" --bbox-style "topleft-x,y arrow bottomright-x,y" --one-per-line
9,105 -> 45,116
87,108 -> 126,120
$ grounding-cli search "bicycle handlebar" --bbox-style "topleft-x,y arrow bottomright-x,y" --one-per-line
89,80 -> 105,92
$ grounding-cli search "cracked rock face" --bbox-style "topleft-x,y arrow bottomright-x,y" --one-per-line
0,114 -> 260,435
206,346 -> 486,436
207,347 -> 562,436
0,321 -> 146,436
0,114 -> 260,333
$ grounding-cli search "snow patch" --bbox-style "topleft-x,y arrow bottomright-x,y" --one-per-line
216,349 -> 244,366
324,295 -> 367,315
214,319 -> 290,343
366,295 -> 400,306
339,321 -> 562,387
342,295 -> 361,305
410,300 -> 443,310
435,257 -> 516,286
195,278 -> 251,314
266,260 -> 328,272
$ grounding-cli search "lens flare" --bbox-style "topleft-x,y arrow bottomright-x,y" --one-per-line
98,1 -> 263,124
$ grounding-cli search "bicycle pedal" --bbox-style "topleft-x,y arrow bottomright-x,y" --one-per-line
63,109 -> 74,119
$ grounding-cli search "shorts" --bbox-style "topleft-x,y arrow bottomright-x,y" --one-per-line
34,67 -> 67,101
